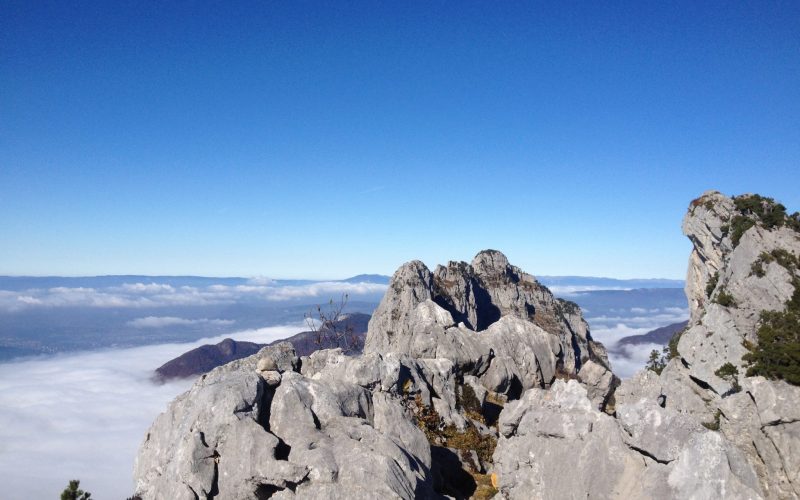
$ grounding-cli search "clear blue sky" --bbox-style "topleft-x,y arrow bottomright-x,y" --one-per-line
2,1 -> 798,279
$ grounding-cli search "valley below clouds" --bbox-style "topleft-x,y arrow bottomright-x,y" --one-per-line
0,324 -> 308,500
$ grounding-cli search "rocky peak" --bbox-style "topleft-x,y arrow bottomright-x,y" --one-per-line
614,190 -> 800,498
683,190 -> 735,321
365,250 -> 611,398
470,249 -> 511,278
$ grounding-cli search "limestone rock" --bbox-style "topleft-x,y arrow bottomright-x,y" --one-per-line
683,191 -> 735,323
493,381 -> 652,499
134,344 -> 437,500
578,359 -> 619,411
678,192 -> 800,393
256,356 -> 278,372
260,370 -> 281,387
626,190 -> 800,498
227,341 -> 299,374
494,381 -> 763,500
719,378 -> 800,498
364,250 -> 611,412
666,430 -> 763,500
136,223 -> 800,500
299,348 -> 346,378
365,250 -> 609,376
365,260 -> 434,355
616,400 -> 705,463
615,359 -> 717,421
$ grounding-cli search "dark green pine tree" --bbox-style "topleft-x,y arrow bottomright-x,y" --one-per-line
60,479 -> 91,500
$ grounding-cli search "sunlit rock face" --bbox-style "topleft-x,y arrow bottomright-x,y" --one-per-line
678,191 -> 800,394
615,190 -> 800,498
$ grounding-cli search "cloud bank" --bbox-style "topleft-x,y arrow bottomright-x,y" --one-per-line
0,280 -> 388,311
585,306 -> 689,379
0,323 -> 307,500
547,285 -> 632,296
127,316 -> 236,328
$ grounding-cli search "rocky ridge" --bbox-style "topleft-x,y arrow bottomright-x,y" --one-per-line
134,191 -> 800,499
617,190 -> 800,499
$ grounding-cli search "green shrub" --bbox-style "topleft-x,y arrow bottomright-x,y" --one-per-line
714,288 -> 737,307
705,272 -> 719,298
733,194 -> 787,229
769,248 -> 799,270
61,480 -> 91,500
728,194 -> 798,246
743,283 -> 800,386
751,260 -> 766,278
667,327 -> 686,359
751,249 -> 799,278
714,362 -> 741,393
729,215 -> 755,247
789,212 -> 800,232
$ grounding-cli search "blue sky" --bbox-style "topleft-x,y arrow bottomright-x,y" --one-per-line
2,1 -> 798,279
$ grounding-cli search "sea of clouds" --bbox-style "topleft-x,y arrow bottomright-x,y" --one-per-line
0,279 -> 388,312
0,323 -> 308,500
0,279 -> 687,498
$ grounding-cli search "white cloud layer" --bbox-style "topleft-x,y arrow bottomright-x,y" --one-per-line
0,323 -> 307,500
608,342 -> 666,379
0,281 -> 388,311
127,316 -> 236,328
586,306 -> 689,379
0,295 -> 687,498
547,285 -> 632,295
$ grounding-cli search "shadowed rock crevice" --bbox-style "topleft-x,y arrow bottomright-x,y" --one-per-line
626,444 -> 674,465
470,284 -> 502,332
274,438 -> 291,461
431,446 -> 477,499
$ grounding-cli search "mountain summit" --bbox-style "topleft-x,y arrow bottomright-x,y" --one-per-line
133,192 -> 800,499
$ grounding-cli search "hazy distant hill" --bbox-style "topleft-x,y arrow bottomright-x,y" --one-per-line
616,320 -> 689,346
154,313 -> 371,381
340,274 -> 390,284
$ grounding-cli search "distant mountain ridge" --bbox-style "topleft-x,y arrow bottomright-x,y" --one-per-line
154,313 -> 371,382
616,320 -> 689,347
